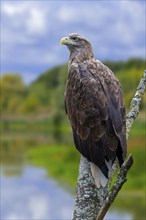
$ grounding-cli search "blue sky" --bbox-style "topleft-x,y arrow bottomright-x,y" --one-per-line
1,0 -> 145,83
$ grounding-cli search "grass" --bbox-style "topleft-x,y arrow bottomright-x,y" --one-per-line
27,139 -> 145,193
27,145 -> 80,191
128,118 -> 145,137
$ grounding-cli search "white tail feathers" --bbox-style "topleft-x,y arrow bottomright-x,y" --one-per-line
90,161 -> 112,188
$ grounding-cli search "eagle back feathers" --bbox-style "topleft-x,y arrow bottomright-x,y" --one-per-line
65,58 -> 127,177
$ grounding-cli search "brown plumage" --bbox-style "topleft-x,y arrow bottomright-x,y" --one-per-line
60,33 -> 127,187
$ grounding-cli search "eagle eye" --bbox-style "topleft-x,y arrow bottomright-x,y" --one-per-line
71,36 -> 78,41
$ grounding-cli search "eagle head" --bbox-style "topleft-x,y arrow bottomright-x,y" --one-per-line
60,33 -> 93,58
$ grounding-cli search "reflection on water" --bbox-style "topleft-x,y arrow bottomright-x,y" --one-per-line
0,133 -> 145,219
1,166 -> 74,219
1,166 -> 132,220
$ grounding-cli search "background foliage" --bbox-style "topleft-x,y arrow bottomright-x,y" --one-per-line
1,58 -> 145,193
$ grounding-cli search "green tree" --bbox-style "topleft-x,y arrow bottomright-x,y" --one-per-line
0,74 -> 27,115
18,95 -> 39,113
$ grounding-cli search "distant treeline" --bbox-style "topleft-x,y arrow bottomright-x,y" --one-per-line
1,58 -> 145,120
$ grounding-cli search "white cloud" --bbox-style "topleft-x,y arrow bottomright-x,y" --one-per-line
26,8 -> 47,34
6,214 -> 23,220
2,3 -> 27,16
2,2 -> 48,36
29,196 -> 49,219
57,3 -> 109,30
58,6 -> 76,23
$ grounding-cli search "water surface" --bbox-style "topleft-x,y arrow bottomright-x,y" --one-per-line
1,165 -> 133,220
1,166 -> 74,220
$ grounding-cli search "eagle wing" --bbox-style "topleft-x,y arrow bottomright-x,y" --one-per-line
65,61 -> 126,177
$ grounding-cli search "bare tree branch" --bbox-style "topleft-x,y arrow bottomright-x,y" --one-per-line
73,70 -> 146,220
126,70 -> 146,138
96,154 -> 133,220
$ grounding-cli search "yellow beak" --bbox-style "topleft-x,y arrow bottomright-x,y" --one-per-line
60,37 -> 70,45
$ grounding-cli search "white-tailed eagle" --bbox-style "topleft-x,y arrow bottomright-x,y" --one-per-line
60,33 -> 127,187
